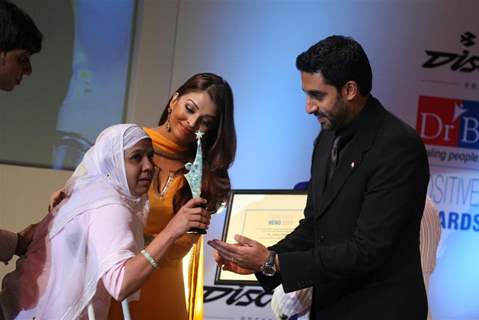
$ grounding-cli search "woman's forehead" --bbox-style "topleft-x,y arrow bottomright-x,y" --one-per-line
125,138 -> 152,152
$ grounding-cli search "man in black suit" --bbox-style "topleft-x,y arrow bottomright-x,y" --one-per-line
208,35 -> 429,320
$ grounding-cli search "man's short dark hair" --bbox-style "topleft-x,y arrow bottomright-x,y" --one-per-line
296,35 -> 372,96
0,0 -> 42,54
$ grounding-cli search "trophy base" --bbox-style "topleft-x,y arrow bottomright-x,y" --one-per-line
186,227 -> 207,235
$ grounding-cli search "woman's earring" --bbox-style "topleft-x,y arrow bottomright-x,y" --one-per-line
166,108 -> 172,132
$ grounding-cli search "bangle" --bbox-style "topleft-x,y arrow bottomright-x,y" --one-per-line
141,249 -> 158,269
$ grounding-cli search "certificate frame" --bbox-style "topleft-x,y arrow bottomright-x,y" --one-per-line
214,189 -> 307,286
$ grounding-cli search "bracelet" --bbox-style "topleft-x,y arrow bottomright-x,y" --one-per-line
141,249 -> 158,269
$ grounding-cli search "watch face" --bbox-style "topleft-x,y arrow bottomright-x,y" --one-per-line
262,266 -> 276,277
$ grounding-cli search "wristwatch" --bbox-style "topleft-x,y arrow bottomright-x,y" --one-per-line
261,250 -> 277,277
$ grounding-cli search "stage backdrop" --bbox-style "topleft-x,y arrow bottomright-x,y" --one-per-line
163,1 -> 479,319
0,0 -> 135,170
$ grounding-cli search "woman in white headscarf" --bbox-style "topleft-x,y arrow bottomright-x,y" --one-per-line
0,124 -> 209,320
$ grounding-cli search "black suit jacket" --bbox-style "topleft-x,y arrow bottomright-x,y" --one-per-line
256,96 -> 429,320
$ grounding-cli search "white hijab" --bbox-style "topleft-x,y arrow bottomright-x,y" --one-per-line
50,123 -> 150,238
38,124 -> 150,319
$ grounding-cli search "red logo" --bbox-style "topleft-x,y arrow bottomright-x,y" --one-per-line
416,96 -> 479,149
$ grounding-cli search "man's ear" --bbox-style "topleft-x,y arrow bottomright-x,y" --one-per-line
342,81 -> 359,101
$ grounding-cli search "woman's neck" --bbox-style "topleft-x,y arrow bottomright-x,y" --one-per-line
149,125 -> 191,158
154,154 -> 185,172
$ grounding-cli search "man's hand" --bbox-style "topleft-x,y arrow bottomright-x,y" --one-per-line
208,235 -> 270,273
211,246 -> 256,275
15,223 -> 37,256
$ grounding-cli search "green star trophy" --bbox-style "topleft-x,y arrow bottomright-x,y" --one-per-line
185,130 -> 207,234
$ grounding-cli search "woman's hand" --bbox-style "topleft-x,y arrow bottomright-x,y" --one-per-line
120,198 -> 209,300
165,197 -> 210,239
48,189 -> 67,213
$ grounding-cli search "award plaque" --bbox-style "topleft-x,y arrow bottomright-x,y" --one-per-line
214,189 -> 307,285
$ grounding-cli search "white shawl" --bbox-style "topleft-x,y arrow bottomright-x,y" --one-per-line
8,124 -> 149,320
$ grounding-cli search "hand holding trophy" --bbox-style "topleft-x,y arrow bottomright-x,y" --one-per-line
184,130 -> 207,234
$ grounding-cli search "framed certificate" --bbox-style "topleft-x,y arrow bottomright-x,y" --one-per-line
214,189 -> 307,285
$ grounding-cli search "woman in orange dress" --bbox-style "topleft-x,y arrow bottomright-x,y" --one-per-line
108,72 -> 237,319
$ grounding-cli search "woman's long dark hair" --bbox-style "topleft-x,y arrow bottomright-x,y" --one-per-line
158,73 -> 236,212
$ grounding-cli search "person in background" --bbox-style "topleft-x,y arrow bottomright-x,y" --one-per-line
0,0 -> 43,265
420,196 -> 441,320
